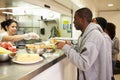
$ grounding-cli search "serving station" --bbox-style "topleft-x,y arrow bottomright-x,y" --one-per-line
0,49 -> 66,80
0,38 -> 76,80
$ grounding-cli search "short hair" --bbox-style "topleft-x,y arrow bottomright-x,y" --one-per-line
106,22 -> 116,40
76,7 -> 93,22
95,17 -> 107,30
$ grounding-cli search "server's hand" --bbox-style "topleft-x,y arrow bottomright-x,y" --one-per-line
29,32 -> 40,39
24,32 -> 40,40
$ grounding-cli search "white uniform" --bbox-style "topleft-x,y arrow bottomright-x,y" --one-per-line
0,31 -> 8,36
0,32 -> 7,42
62,23 -> 112,80
103,32 -> 112,80
0,35 -> 3,41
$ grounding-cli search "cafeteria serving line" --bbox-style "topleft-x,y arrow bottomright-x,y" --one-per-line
0,0 -> 120,80
0,38 -> 77,80
0,49 -> 66,80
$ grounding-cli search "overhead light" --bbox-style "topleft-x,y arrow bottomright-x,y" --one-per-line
0,7 -> 14,10
2,12 -> 13,15
108,4 -> 114,7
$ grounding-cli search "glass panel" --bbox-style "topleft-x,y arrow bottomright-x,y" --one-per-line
0,0 -> 72,43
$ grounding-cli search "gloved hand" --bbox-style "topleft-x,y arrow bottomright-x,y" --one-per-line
24,32 -> 40,40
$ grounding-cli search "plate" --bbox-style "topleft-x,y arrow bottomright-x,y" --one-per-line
12,57 -> 43,64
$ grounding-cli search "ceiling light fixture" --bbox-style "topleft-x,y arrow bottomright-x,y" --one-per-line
0,7 -> 14,10
2,12 -> 14,15
108,4 -> 114,7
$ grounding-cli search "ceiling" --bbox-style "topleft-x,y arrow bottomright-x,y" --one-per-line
55,0 -> 120,11
0,0 -> 120,14
0,0 -> 39,8
94,0 -> 120,11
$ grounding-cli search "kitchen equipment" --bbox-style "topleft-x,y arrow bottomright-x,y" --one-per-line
9,53 -> 16,58
36,48 -> 46,59
46,48 -> 55,53
15,30 -> 26,48
26,48 -> 34,54
0,54 -> 10,61
40,28 -> 45,35
25,46 -> 45,59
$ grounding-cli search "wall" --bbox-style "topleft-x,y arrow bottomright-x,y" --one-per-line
0,0 -> 6,30
71,0 -> 98,17
99,11 -> 120,38
23,0 -> 72,16
31,58 -> 77,80
0,15 -> 5,33
59,15 -> 72,37
22,0 -> 73,40
0,15 -> 5,22
14,8 -> 62,41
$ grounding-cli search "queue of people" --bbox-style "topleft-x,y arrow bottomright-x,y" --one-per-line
105,22 -> 120,80
92,17 -> 113,80
56,7 -> 119,80
0,7 -> 119,80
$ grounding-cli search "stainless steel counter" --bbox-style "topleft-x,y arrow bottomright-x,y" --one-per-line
0,49 -> 66,80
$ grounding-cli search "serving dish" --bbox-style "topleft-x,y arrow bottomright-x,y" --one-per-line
12,57 -> 43,64
46,48 -> 55,53
0,54 -> 10,61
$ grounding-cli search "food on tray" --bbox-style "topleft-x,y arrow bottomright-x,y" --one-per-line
14,53 -> 42,62
46,43 -> 56,49
0,42 -> 12,49
39,43 -> 46,49
25,43 -> 47,53
45,44 -> 56,53
46,48 -> 55,53
25,44 -> 35,49
50,38 -> 58,44
7,47 -> 17,52
0,42 -> 17,52
50,38 -> 67,45
0,47 -> 12,54
26,43 -> 46,49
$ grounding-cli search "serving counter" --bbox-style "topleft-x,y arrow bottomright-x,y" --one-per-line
0,49 -> 67,80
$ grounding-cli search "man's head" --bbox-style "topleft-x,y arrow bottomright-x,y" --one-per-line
73,7 -> 93,32
105,22 -> 116,40
92,17 -> 107,30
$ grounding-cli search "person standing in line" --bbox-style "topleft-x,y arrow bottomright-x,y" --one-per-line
56,7 -> 112,80
112,37 -> 119,62
92,17 -> 113,80
105,22 -> 119,80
